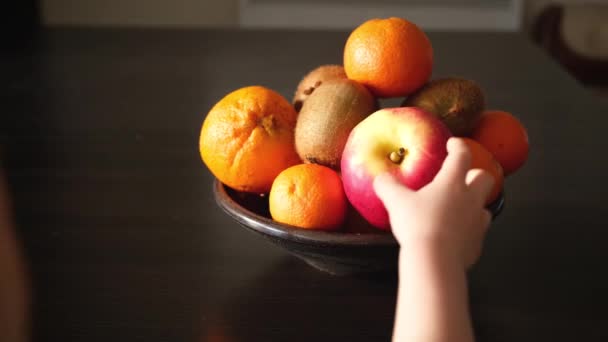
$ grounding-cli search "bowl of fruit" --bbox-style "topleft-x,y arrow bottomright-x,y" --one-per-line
201,17 -> 529,275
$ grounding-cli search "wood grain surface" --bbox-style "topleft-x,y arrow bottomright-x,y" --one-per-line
2,28 -> 608,341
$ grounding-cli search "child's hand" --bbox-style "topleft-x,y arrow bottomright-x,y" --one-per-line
374,137 -> 494,269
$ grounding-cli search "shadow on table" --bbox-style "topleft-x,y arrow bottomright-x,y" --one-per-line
201,256 -> 398,342
469,202 -> 608,341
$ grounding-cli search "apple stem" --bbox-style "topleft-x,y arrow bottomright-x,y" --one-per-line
389,147 -> 407,164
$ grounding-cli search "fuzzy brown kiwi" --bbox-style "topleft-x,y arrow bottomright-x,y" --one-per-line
402,77 -> 485,136
293,65 -> 347,112
295,79 -> 377,170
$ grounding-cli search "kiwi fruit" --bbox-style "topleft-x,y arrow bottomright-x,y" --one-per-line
293,65 -> 347,112
402,77 -> 485,136
295,78 -> 377,170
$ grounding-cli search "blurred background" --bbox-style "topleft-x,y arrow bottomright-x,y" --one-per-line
4,0 -> 608,93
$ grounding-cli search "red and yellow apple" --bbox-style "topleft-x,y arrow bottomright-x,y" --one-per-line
340,107 -> 452,230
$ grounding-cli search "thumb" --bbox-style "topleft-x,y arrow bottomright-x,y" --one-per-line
373,173 -> 413,213
466,169 -> 495,205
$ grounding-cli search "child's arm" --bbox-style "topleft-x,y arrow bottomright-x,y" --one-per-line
393,237 -> 474,342
374,137 -> 494,342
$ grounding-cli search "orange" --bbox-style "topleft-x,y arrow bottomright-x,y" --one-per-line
199,86 -> 301,194
269,164 -> 347,230
462,138 -> 504,205
471,110 -> 529,176
343,17 -> 433,98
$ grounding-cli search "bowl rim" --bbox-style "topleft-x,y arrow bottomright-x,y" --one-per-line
214,178 -> 504,247
213,179 -> 400,246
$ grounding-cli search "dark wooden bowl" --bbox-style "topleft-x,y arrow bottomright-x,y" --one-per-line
213,179 -> 504,276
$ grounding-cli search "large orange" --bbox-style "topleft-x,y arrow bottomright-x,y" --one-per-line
199,86 -> 301,194
462,138 -> 504,205
471,110 -> 529,176
343,17 -> 433,98
269,164 -> 347,230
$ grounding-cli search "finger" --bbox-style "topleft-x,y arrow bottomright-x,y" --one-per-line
436,137 -> 472,185
481,209 -> 492,230
465,238 -> 483,269
373,172 -> 413,212
477,209 -> 492,243
466,169 -> 495,205
466,210 -> 492,268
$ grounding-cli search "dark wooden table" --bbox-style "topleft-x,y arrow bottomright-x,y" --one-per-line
2,28 -> 608,342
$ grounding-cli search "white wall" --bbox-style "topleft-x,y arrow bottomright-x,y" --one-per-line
41,0 -> 578,30
42,0 -> 238,27
239,0 -> 523,31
